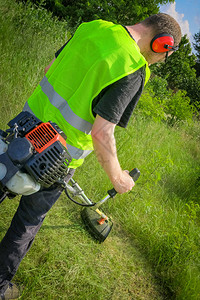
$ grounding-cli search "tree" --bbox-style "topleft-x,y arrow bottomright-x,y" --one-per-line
193,31 -> 200,77
193,31 -> 200,61
151,35 -> 200,108
19,0 -> 175,32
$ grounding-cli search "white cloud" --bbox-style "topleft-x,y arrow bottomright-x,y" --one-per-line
160,2 -> 192,39
194,15 -> 200,27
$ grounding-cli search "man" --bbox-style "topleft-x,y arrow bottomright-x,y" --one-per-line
0,13 -> 181,299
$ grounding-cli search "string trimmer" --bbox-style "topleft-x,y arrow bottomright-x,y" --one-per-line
0,111 -> 140,243
63,168 -> 140,242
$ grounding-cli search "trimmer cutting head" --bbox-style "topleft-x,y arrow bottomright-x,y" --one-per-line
65,168 -> 140,243
81,208 -> 113,243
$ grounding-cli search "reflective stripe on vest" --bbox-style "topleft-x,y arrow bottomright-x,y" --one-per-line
40,76 -> 93,135
66,144 -> 92,159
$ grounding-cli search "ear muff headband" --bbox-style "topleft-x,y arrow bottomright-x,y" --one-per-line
151,33 -> 175,53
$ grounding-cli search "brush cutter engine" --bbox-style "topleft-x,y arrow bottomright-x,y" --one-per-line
0,111 -> 141,243
0,111 -> 72,202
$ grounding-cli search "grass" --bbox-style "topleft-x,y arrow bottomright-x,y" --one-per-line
0,0 -> 200,299
78,118 -> 200,299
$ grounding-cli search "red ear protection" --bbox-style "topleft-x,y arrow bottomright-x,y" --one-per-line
150,33 -> 175,53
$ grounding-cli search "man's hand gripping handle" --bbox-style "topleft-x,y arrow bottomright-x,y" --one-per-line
107,168 -> 140,198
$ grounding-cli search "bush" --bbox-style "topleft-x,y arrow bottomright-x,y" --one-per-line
17,0 -> 161,32
136,76 -> 195,125
165,90 -> 195,125
136,87 -> 167,122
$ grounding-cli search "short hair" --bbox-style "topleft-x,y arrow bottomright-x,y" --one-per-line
141,13 -> 182,46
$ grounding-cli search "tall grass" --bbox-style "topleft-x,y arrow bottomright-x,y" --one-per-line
0,0 -> 200,299
78,117 -> 200,299
0,0 -> 68,128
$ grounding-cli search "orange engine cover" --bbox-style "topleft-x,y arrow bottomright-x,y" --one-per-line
25,122 -> 67,153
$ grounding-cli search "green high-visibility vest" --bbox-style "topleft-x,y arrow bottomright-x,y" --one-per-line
24,20 -> 150,169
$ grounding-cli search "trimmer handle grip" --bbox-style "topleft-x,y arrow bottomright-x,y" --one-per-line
107,168 -> 140,198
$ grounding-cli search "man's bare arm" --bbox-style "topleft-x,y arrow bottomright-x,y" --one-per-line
91,115 -> 134,194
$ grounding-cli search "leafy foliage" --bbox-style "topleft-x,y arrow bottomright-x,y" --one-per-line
165,90 -> 195,125
151,35 -> 196,89
151,35 -> 200,108
193,31 -> 200,62
136,86 -> 167,122
136,76 -> 195,125
193,30 -> 200,77
18,0 -> 174,31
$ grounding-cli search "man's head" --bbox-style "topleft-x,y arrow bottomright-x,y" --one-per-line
128,13 -> 182,65
141,13 -> 181,48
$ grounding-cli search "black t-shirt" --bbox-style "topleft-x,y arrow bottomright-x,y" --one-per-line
55,31 -> 145,128
92,67 -> 145,127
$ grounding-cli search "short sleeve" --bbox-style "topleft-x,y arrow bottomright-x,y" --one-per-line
92,66 -> 145,128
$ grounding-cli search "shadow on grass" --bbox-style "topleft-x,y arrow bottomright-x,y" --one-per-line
113,222 -> 175,300
40,224 -> 85,231
160,172 -> 200,205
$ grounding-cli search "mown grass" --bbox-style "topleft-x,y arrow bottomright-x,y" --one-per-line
0,0 -> 200,299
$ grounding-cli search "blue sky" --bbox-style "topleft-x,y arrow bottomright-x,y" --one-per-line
160,0 -> 200,52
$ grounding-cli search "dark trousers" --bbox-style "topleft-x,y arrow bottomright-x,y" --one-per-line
0,169 -> 75,294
